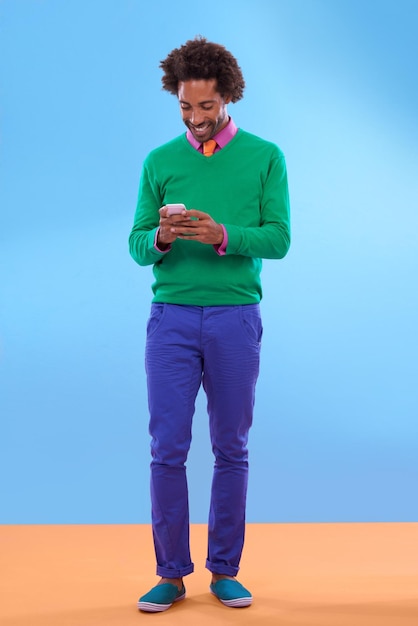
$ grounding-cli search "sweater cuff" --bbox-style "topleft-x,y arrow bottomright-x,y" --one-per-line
213,224 -> 228,256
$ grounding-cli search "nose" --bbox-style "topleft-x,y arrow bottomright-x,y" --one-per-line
190,108 -> 204,125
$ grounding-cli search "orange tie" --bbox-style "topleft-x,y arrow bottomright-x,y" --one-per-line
203,139 -> 217,157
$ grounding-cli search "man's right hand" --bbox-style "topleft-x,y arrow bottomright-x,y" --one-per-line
157,206 -> 191,247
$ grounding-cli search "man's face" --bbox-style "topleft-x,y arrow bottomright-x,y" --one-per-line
178,79 -> 231,143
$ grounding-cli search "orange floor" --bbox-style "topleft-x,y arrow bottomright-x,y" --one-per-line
1,523 -> 417,625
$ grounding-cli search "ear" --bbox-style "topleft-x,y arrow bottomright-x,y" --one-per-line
223,94 -> 232,105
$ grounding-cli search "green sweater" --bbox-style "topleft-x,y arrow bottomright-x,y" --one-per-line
129,129 -> 290,305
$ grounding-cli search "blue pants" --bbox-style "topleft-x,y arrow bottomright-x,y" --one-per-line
145,303 -> 262,578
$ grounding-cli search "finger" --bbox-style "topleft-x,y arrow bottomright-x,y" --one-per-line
161,217 -> 189,230
170,225 -> 198,235
170,215 -> 192,223
186,209 -> 207,219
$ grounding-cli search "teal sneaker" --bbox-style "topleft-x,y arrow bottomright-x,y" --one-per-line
210,579 -> 253,608
138,582 -> 186,612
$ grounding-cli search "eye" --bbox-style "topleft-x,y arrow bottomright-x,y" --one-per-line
201,105 -> 213,111
180,103 -> 191,110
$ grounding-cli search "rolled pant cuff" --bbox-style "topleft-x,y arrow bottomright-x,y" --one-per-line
156,563 -> 194,578
205,559 -> 239,577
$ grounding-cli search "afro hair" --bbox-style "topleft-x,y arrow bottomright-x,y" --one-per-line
160,36 -> 245,102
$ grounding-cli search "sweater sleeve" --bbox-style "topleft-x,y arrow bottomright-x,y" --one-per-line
129,161 -> 166,267
223,154 -> 291,259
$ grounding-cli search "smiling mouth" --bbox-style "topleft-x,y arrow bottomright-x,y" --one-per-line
189,123 -> 211,135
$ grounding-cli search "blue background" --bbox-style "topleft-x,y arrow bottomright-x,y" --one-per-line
1,0 -> 417,524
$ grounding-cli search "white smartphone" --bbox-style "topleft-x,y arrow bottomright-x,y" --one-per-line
165,203 -> 186,216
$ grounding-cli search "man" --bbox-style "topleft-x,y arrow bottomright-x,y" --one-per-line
129,36 -> 290,612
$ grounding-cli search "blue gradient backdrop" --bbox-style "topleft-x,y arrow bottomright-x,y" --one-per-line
1,0 -> 417,523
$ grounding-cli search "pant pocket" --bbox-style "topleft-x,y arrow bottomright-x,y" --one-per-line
146,303 -> 166,338
238,304 -> 263,345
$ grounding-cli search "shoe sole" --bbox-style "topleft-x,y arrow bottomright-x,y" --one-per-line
210,590 -> 253,608
138,592 -> 186,612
